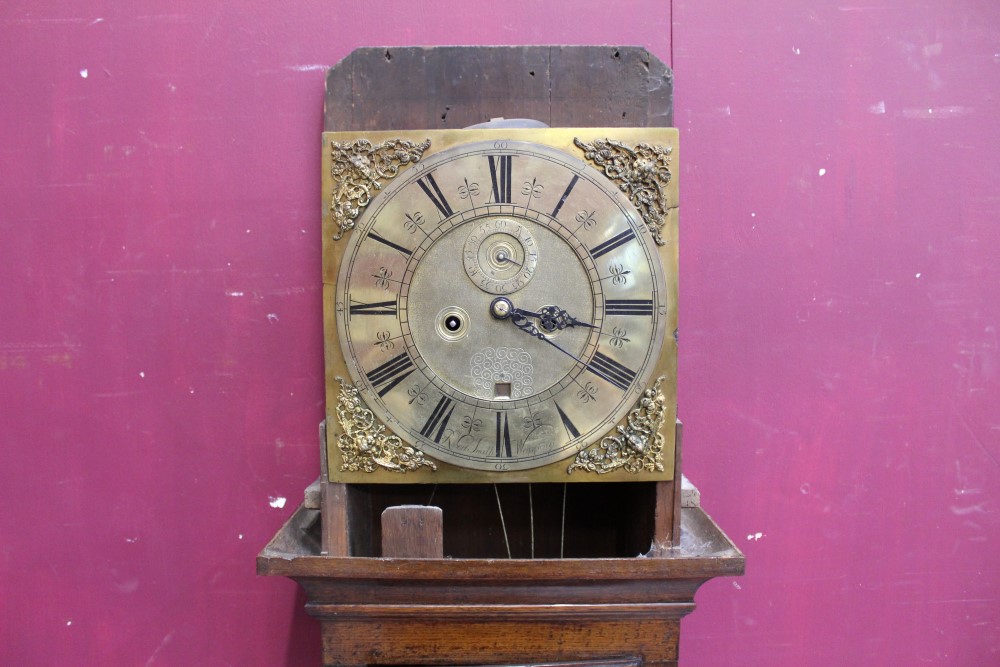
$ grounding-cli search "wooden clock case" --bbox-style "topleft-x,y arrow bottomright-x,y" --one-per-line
259,46 -> 744,667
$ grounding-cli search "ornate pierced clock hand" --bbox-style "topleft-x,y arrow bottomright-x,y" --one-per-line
508,304 -> 597,331
511,312 -> 588,365
490,297 -> 588,366
537,305 -> 597,331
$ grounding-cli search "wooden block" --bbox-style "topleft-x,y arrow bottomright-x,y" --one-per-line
321,483 -> 349,557
671,420 -> 683,546
318,420 -> 349,556
304,477 -> 321,510
651,480 -> 674,555
381,505 -> 444,559
327,46 -> 551,131
551,46 -> 652,127
681,475 -> 701,508
651,420 -> 683,554
324,46 -> 673,132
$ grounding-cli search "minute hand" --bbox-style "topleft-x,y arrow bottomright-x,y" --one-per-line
509,312 -> 588,365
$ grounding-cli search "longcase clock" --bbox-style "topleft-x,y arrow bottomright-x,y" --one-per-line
258,48 -> 743,667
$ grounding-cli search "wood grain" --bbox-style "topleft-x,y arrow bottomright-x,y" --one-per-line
318,420 -> 349,557
259,503 -> 742,666
324,46 -> 672,132
381,505 -> 443,558
320,617 -> 679,666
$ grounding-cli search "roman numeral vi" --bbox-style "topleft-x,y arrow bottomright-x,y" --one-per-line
495,412 -> 512,457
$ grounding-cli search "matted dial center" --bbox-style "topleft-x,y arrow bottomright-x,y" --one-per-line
407,217 -> 594,402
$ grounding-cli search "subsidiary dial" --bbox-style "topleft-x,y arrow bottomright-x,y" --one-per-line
462,218 -> 538,295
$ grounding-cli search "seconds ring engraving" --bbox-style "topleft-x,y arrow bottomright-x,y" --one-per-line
462,218 -> 537,295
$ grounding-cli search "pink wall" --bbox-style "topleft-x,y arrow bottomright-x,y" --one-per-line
1,1 -> 996,665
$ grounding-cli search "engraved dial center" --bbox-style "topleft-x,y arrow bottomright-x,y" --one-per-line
406,216 -> 594,404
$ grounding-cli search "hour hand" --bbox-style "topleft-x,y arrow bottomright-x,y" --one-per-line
536,305 -> 596,331
499,301 -> 596,332
489,297 -> 587,365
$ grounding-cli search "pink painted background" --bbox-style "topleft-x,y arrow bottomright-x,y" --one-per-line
2,1 -> 997,665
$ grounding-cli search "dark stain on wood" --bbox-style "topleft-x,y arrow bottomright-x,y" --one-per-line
325,46 -> 672,131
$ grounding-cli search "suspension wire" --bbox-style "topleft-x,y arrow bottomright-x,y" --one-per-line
494,484 -> 512,559
528,483 -> 535,559
560,482 -> 568,558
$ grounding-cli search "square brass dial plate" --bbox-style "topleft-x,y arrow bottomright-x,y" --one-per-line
323,128 -> 678,484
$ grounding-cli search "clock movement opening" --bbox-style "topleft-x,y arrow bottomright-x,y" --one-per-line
343,482 -> 660,559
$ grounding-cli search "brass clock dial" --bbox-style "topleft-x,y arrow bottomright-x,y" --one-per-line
324,128 -> 678,483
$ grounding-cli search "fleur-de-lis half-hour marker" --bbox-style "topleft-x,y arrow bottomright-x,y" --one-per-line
610,327 -> 631,349
577,381 -> 598,404
575,209 -> 597,230
609,264 -> 631,286
521,178 -> 543,200
403,211 -> 424,234
458,178 -> 480,200
375,330 -> 394,352
373,267 -> 392,290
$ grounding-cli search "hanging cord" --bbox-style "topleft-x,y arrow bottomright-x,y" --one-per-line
528,483 -> 535,559
560,482 -> 568,558
494,484 -> 512,559
426,483 -> 438,506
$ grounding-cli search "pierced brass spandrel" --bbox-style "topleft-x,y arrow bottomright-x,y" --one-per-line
573,137 -> 673,246
329,138 -> 431,240
334,377 -> 438,473
568,376 -> 668,475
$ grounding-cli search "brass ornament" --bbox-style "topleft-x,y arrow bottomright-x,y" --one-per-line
568,377 -> 668,475
329,138 -> 431,240
334,377 -> 437,473
573,137 -> 673,246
